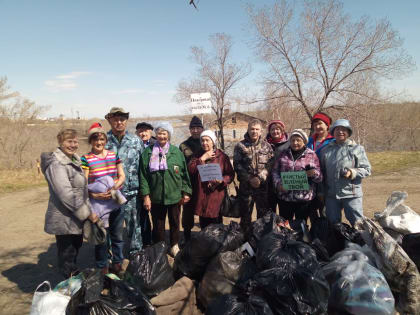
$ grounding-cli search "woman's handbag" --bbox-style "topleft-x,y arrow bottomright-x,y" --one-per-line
220,182 -> 241,218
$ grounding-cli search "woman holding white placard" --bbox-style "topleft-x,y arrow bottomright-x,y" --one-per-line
188,130 -> 234,229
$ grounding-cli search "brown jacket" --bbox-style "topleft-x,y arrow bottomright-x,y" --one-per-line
188,149 -> 234,218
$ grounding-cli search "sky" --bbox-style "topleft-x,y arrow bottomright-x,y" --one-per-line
0,0 -> 419,119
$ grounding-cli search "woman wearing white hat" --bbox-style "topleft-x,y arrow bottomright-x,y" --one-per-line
188,130 -> 234,229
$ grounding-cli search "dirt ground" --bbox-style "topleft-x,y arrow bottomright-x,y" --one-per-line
1,168 -> 419,314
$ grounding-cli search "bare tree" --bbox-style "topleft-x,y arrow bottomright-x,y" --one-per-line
247,0 -> 415,120
175,33 -> 251,149
0,77 -> 50,168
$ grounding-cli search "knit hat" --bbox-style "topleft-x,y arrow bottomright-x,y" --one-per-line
200,130 -> 217,146
154,121 -> 174,137
289,129 -> 308,144
189,116 -> 203,129
88,122 -> 106,141
136,122 -> 153,130
268,120 -> 286,132
330,119 -> 353,137
105,107 -> 129,119
312,112 -> 332,128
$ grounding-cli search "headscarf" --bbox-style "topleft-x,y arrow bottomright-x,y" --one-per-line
149,142 -> 170,172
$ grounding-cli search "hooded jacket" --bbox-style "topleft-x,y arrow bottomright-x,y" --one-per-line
319,139 -> 371,199
272,147 -> 322,202
307,134 -> 335,157
41,148 -> 92,235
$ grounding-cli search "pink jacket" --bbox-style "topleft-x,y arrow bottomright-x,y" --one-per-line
272,147 -> 322,202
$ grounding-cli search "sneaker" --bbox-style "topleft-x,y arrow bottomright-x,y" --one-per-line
169,244 -> 180,257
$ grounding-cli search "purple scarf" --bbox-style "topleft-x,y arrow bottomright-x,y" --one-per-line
149,142 -> 170,172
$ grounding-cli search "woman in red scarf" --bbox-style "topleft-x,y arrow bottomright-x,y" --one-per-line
266,120 -> 289,215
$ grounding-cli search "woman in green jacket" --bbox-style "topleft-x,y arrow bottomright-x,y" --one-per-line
139,122 -> 192,257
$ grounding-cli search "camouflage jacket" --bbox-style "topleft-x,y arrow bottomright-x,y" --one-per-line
106,130 -> 144,195
233,133 -> 274,183
179,136 -> 202,164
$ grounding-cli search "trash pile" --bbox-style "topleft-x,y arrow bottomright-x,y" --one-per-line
30,191 -> 420,315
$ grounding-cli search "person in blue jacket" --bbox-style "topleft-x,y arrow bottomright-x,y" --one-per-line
319,119 -> 371,226
307,112 -> 335,221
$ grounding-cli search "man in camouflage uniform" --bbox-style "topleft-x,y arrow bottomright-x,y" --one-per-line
105,107 -> 149,256
179,116 -> 203,241
233,119 -> 274,232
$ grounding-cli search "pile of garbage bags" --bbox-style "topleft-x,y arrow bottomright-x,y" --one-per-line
30,192 -> 420,315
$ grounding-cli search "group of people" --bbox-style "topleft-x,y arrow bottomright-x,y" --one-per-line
41,107 -> 371,278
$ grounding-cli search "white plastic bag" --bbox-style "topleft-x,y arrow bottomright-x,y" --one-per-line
374,191 -> 420,234
29,281 -> 70,315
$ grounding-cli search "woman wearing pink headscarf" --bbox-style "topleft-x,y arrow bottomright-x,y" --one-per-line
266,120 -> 289,214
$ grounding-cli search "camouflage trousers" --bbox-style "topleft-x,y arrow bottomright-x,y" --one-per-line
121,193 -> 152,255
237,181 -> 271,233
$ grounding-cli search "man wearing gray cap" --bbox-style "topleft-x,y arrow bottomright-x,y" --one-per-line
105,107 -> 149,265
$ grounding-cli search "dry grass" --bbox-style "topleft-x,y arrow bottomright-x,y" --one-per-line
368,151 -> 420,175
0,169 -> 46,194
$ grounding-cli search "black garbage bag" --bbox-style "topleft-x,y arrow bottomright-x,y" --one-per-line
249,266 -> 329,315
66,269 -> 156,315
247,212 -> 292,251
310,218 -> 365,256
174,224 -> 226,280
309,217 -> 331,245
256,236 -> 320,272
402,233 -> 420,271
322,245 -> 395,315
198,249 -> 257,308
220,221 -> 245,252
123,242 -> 174,298
206,294 -> 273,315
309,238 -> 330,263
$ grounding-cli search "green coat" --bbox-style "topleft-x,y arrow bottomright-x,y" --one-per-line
139,144 -> 192,205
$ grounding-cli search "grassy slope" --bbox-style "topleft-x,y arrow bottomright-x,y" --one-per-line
368,151 -> 420,175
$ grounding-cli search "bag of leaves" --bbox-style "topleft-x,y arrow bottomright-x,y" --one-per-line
322,245 -> 395,315
124,242 -> 175,298
66,269 -> 156,315
206,293 -> 273,315
198,249 -> 257,308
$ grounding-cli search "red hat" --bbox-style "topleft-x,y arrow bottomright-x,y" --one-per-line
312,113 -> 332,127
268,120 -> 286,132
88,122 -> 106,139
